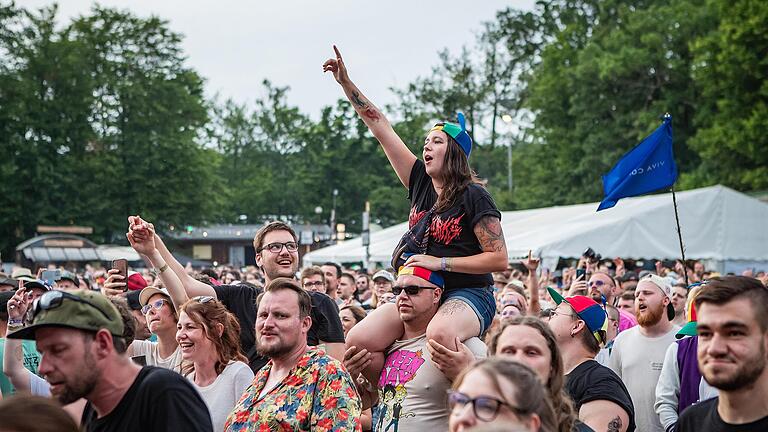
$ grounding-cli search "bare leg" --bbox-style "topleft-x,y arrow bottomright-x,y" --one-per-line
346,303 -> 404,384
426,299 -> 481,351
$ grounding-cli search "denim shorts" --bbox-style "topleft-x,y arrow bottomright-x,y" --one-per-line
442,285 -> 497,336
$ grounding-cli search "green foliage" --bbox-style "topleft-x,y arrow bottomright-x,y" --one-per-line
0,0 -> 764,260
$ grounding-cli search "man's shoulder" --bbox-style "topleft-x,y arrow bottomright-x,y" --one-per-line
678,397 -> 717,427
136,366 -> 195,390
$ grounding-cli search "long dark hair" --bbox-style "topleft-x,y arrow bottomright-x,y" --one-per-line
431,123 -> 483,212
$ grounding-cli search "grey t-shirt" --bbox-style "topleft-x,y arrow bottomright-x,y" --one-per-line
373,335 -> 487,432
609,325 -> 679,432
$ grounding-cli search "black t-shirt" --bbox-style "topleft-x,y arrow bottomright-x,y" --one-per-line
677,397 -> 768,432
400,159 -> 501,289
213,284 -> 345,372
565,360 -> 636,432
81,366 -> 212,432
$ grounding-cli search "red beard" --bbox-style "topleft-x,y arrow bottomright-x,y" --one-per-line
636,303 -> 664,327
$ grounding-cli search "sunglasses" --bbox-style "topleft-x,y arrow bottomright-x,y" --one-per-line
447,390 -> 527,421
193,296 -> 215,303
259,241 -> 298,253
31,290 -> 112,322
392,285 -> 437,296
141,298 -> 169,315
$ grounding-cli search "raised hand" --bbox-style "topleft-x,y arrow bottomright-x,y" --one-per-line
102,268 -> 127,298
127,215 -> 156,256
523,250 -> 540,273
322,45 -> 351,84
7,286 -> 29,322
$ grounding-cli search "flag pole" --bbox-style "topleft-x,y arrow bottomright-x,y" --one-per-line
670,184 -> 689,287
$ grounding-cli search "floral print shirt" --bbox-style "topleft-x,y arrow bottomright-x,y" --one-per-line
224,347 -> 361,432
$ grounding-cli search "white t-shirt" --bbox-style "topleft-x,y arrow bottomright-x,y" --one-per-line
609,325 -> 680,432
374,335 -> 487,432
129,340 -> 183,373
188,361 -> 254,432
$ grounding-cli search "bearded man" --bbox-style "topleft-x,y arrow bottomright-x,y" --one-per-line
609,274 -> 680,432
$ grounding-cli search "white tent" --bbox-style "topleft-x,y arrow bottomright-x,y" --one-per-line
303,185 -> 768,274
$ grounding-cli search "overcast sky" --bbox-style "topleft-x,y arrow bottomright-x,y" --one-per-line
22,0 -> 534,118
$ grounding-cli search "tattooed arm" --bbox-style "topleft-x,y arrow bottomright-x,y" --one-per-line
579,400 -> 630,432
323,45 -> 416,188
431,215 -> 509,273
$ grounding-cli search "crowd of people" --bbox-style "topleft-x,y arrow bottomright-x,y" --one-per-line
0,45 -> 767,432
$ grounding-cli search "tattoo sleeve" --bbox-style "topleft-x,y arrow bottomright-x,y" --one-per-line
607,416 -> 622,432
476,216 -> 506,253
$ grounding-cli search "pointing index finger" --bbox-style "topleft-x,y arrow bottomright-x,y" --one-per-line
333,45 -> 342,61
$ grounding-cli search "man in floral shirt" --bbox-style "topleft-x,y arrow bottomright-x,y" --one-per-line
224,278 -> 361,431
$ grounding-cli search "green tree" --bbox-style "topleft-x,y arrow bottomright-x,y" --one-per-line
686,0 -> 768,190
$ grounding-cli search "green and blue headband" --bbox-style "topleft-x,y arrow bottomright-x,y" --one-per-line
430,112 -> 472,158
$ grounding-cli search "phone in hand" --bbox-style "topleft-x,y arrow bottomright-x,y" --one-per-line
575,268 -> 586,280
112,259 -> 128,291
41,270 -> 61,286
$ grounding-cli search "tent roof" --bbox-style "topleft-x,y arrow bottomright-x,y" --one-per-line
302,185 -> 768,266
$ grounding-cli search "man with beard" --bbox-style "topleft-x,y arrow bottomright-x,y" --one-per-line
677,276 -> 768,431
321,262 -> 342,304
127,217 -> 346,371
588,272 -> 637,333
609,274 -> 679,432
224,278 -> 361,431
7,290 -> 212,431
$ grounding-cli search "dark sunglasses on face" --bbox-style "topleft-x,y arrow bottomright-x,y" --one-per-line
259,241 -> 298,253
31,290 -> 112,322
447,390 -> 527,422
392,285 -> 437,296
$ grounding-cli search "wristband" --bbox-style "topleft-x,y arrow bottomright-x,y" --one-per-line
441,257 -> 447,272
157,263 -> 169,273
8,318 -> 24,328
447,258 -> 453,272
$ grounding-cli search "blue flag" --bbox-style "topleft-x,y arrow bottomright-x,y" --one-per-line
597,115 -> 678,211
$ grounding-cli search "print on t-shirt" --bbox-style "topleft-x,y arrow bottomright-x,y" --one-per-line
409,208 -> 427,228
376,349 -> 426,432
430,214 -> 464,245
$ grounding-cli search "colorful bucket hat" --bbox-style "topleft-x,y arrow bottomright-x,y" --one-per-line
430,112 -> 472,158
548,287 -> 608,345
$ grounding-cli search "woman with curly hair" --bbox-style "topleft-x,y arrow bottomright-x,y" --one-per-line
177,296 -> 254,432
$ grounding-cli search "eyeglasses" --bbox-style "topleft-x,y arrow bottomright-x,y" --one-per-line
31,291 -> 112,322
588,280 -> 607,287
303,281 -> 325,289
392,285 -> 436,296
259,241 -> 298,253
548,309 -> 577,319
141,298 -> 169,315
447,390 -> 527,422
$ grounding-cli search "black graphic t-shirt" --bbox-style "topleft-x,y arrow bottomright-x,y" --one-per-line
399,159 -> 501,290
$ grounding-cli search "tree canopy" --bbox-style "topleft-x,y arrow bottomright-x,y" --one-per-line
0,0 -> 764,257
